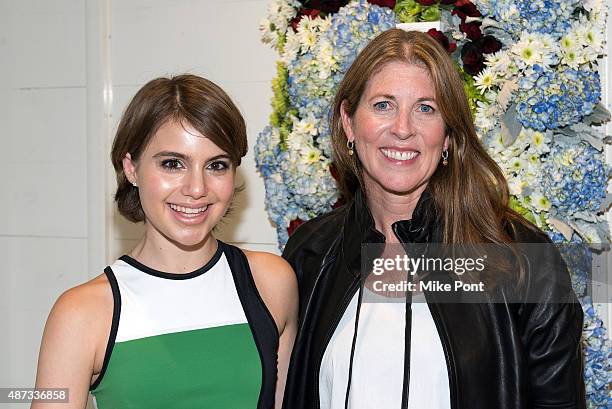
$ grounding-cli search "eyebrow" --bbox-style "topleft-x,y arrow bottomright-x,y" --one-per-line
207,154 -> 232,162
370,94 -> 397,102
152,151 -> 190,160
152,151 -> 232,162
416,96 -> 437,103
368,94 -> 437,103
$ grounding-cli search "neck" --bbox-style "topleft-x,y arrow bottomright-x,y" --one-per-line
129,228 -> 218,274
363,181 -> 427,243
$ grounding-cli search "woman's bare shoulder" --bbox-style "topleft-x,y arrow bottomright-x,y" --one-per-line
44,273 -> 114,356
243,250 -> 295,281
243,250 -> 298,333
34,272 -> 114,400
52,274 -> 112,320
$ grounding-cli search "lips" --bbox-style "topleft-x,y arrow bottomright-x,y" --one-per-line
381,148 -> 419,161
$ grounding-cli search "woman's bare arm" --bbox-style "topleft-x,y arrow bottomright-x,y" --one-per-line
245,251 -> 299,409
32,277 -> 111,409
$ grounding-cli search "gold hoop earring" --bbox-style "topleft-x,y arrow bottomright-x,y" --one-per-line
346,140 -> 354,156
442,150 -> 449,166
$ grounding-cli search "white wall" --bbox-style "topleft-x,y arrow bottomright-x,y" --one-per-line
1,1 -> 611,407
106,0 -> 280,259
0,1 -> 91,401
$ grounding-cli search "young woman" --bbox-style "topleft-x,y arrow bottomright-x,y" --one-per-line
33,74 -> 298,409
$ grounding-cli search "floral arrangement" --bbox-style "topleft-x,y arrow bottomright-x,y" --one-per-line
257,0 -> 611,405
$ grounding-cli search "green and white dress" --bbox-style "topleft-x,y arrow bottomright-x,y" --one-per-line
90,241 -> 279,408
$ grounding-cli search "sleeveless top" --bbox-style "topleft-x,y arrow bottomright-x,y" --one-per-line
319,290 -> 451,409
90,241 -> 278,409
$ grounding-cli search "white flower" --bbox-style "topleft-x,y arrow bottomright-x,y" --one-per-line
560,32 -> 579,51
300,146 -> 322,164
528,130 -> 547,151
297,18 -> 320,52
508,157 -> 526,173
281,30 -> 301,64
529,191 -> 550,212
560,47 -> 583,69
293,114 -> 319,137
576,24 -> 605,56
316,39 -> 336,78
260,18 -> 277,45
486,50 -> 512,76
474,68 -> 497,93
511,33 -> 558,68
513,39 -> 539,66
508,177 -> 523,196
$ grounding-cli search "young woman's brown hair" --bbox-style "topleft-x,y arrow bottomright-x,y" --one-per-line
111,74 -> 248,222
331,28 -> 530,247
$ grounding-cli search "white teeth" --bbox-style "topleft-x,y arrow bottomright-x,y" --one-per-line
169,204 -> 208,214
381,149 -> 418,161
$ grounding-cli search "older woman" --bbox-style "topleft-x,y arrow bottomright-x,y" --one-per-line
282,29 -> 584,409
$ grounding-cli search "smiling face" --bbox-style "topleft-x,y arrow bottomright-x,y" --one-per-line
122,120 -> 235,249
341,61 -> 448,199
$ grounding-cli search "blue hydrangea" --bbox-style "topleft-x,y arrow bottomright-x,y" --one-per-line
286,0 -> 397,121
473,0 -> 580,39
287,51 -> 337,120
255,127 -> 290,229
581,297 -> 612,408
544,231 -> 612,407
327,0 -> 397,73
516,68 -> 601,131
540,142 -> 609,218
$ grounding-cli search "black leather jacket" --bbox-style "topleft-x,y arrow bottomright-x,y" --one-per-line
282,189 -> 585,409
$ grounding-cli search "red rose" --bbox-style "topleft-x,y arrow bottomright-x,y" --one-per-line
332,198 -> 346,209
427,28 -> 457,53
329,163 -> 340,181
460,21 -> 482,40
477,35 -> 502,54
288,218 -> 305,236
455,1 -> 481,17
368,0 -> 397,7
415,0 -> 437,5
301,0 -> 349,13
450,8 -> 466,21
439,0 -> 456,4
461,42 -> 484,75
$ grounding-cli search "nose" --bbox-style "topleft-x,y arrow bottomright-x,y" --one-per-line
390,109 -> 415,140
182,168 -> 208,199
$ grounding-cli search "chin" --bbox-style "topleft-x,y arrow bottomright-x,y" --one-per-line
376,179 -> 423,196
171,234 -> 211,250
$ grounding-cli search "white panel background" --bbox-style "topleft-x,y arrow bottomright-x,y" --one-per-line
0,1 -> 610,407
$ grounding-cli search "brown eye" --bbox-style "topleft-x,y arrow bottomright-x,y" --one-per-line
161,159 -> 184,170
207,161 -> 229,172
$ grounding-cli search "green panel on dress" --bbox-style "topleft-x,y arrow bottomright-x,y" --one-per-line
92,323 -> 262,408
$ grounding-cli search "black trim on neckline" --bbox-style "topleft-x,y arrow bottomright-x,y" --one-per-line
119,243 -> 223,280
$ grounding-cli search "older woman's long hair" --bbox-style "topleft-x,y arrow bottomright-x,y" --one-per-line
331,28 -> 530,247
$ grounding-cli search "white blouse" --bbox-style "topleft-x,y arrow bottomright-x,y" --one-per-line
319,290 -> 451,409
